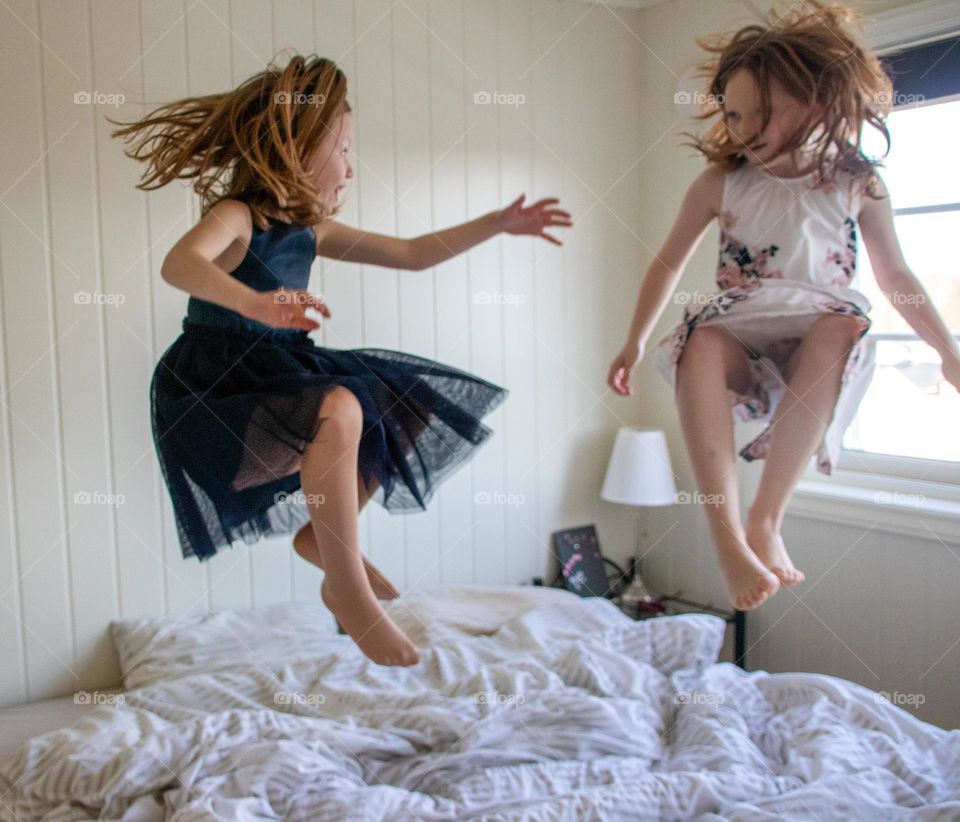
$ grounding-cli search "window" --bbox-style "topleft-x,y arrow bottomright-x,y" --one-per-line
838,34 -> 960,480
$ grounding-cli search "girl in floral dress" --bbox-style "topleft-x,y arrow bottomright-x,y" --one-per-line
607,2 -> 960,611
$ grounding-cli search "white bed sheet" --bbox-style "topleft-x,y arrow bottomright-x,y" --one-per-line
0,691 -> 123,767
2,585 -> 958,821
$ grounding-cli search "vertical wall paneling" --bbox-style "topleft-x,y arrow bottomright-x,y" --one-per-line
530,0 -> 571,583
0,0 -> 55,705
463,0 -> 506,586
393,0 -> 442,589
428,0 -> 474,586
497,0 -> 538,586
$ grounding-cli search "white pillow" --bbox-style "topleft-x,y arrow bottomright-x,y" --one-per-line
110,585 -> 577,689
110,599 -> 339,689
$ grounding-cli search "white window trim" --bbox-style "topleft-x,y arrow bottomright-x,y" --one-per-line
790,0 -> 960,541
865,0 -> 960,54
791,469 -> 960,544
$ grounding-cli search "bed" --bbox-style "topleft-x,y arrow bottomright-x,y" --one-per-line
1,584 -> 958,820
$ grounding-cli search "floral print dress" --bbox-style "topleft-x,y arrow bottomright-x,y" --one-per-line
653,163 -> 877,474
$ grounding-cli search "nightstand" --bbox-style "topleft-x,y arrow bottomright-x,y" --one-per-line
617,595 -> 747,669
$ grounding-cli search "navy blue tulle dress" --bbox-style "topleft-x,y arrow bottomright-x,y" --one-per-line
150,204 -> 508,562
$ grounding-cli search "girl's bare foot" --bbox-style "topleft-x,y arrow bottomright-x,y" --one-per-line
320,576 -> 421,666
745,514 -> 805,587
715,529 -> 781,610
294,524 -> 400,599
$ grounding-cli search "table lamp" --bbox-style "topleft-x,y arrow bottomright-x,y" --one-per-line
601,427 -> 677,609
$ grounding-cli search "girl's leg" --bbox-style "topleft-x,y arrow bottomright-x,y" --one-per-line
293,472 -> 400,599
299,386 -> 420,666
745,314 -> 863,586
676,325 -> 781,610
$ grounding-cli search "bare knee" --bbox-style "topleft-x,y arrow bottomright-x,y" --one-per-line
678,325 -> 750,392
317,386 -> 363,436
808,314 -> 863,350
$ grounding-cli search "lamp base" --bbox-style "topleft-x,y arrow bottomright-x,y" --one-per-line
618,572 -> 664,618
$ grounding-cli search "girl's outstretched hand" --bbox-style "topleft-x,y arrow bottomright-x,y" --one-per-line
497,194 -> 573,246
942,353 -> 960,393
608,341 -> 645,396
239,288 -> 331,331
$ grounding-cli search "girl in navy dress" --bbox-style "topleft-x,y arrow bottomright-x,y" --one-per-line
109,55 -> 572,666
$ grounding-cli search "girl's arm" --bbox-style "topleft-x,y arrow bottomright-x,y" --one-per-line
313,195 -> 572,270
161,199 -> 258,312
161,199 -> 328,330
608,166 -> 722,395
858,174 -> 960,390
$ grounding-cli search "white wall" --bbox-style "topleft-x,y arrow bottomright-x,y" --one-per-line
0,0 -> 647,707
626,0 -> 960,729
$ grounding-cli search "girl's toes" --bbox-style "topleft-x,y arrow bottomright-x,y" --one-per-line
771,566 -> 805,586
738,573 -> 779,610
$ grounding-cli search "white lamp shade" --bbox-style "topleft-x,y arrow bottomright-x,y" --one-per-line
601,427 -> 677,506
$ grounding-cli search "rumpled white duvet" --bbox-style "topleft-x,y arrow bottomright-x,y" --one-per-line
2,585 -> 958,821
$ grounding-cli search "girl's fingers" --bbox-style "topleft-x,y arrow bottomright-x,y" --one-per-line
297,291 -> 332,317
607,362 -> 620,390
297,312 -> 321,331
301,304 -> 323,329
540,231 -> 562,246
609,360 -> 632,396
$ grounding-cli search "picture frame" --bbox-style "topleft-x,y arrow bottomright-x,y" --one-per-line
550,524 -> 610,598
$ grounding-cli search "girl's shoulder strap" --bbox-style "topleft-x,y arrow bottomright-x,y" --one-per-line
232,194 -> 285,234
719,162 -> 750,211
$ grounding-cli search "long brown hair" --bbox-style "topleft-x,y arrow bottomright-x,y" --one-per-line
688,1 -> 892,196
107,53 -> 350,230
